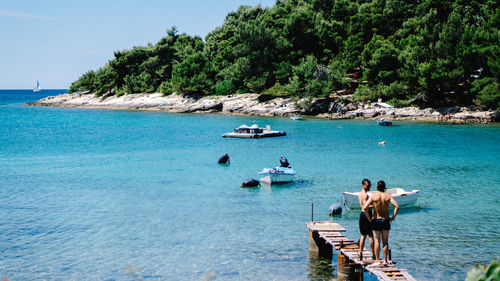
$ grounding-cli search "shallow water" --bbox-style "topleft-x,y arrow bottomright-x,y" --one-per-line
0,90 -> 499,280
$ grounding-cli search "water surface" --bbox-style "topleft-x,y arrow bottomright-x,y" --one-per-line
0,90 -> 499,280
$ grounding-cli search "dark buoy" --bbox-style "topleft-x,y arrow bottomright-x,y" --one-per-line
218,153 -> 230,164
329,204 -> 342,216
241,179 -> 260,188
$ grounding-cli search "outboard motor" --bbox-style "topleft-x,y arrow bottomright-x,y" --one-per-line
218,153 -> 230,164
329,204 -> 342,216
280,157 -> 291,168
241,179 -> 260,188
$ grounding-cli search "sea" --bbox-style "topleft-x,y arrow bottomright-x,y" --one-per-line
0,89 -> 499,281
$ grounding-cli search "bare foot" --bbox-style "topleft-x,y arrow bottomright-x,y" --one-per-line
372,261 -> 382,266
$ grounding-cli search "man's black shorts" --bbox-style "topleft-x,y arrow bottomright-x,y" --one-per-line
359,211 -> 373,236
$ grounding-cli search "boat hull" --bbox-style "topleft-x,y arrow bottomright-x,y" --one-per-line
342,188 -> 419,209
222,131 -> 286,138
378,121 -> 392,126
258,167 -> 296,184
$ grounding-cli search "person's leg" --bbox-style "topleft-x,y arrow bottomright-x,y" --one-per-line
372,230 -> 381,264
359,234 -> 366,260
369,234 -> 375,259
381,229 -> 390,264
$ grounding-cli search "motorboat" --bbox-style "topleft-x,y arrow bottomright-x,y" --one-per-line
222,124 -> 286,138
378,119 -> 392,126
290,115 -> 303,120
342,188 -> 419,209
258,167 -> 296,184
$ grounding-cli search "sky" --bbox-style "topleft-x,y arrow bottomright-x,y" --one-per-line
0,0 -> 276,89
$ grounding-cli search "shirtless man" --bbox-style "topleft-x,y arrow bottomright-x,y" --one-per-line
358,179 -> 374,261
362,180 -> 399,265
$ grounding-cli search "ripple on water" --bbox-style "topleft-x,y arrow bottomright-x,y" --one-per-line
0,93 -> 499,280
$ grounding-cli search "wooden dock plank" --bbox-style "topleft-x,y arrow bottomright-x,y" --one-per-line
306,222 -> 346,232
306,221 -> 417,281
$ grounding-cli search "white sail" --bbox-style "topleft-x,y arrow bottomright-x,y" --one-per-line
33,80 -> 41,92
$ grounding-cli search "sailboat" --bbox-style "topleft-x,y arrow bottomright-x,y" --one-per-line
33,80 -> 42,92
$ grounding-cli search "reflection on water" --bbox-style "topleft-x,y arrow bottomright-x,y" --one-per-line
308,257 -> 335,281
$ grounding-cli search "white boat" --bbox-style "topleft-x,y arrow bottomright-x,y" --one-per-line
342,188 -> 419,209
290,115 -> 303,120
222,124 -> 286,138
33,80 -> 42,92
258,167 -> 296,184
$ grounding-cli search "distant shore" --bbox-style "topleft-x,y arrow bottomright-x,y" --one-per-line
26,92 -> 499,123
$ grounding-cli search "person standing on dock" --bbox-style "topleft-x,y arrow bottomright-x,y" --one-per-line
362,180 -> 399,265
358,179 -> 374,261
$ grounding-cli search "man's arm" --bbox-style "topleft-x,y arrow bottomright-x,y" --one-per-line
362,197 -> 373,221
390,196 -> 399,221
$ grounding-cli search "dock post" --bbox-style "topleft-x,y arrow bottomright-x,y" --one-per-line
337,254 -> 363,281
309,230 -> 333,260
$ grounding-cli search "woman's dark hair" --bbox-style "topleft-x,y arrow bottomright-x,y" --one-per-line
362,179 -> 371,186
377,180 -> 386,192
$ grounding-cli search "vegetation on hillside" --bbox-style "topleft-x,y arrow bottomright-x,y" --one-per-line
69,0 -> 500,110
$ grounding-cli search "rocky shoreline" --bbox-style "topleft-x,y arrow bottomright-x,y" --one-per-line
26,92 -> 499,123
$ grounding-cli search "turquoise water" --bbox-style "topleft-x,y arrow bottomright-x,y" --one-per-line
0,90 -> 499,281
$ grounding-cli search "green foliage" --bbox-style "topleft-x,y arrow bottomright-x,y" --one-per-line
362,36 -> 401,85
262,83 -> 288,96
123,72 -> 155,94
69,70 -> 96,93
94,65 -> 117,96
69,0 -> 500,110
353,84 -> 377,101
158,81 -> 173,95
472,77 -> 500,110
286,55 -> 332,98
465,260 -> 500,281
215,79 -> 235,96
170,45 -> 215,95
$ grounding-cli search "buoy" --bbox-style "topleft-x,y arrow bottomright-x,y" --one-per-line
218,153 -> 230,164
329,204 -> 342,216
378,141 -> 386,145
241,179 -> 260,188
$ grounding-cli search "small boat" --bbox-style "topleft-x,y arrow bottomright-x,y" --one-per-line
290,115 -> 303,120
222,124 -> 286,138
258,167 -> 296,184
378,119 -> 392,126
33,80 -> 42,92
342,188 -> 419,209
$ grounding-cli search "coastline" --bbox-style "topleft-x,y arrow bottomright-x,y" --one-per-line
26,92 -> 499,123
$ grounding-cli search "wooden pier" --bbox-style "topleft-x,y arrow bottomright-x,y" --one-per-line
307,221 -> 417,281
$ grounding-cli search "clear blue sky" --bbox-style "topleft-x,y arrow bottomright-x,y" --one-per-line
0,0 -> 276,89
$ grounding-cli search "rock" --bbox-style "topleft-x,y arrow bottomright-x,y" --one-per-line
301,98 -> 335,115
24,92 -> 499,123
